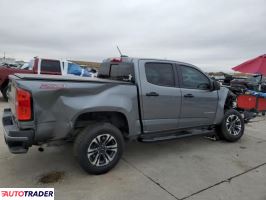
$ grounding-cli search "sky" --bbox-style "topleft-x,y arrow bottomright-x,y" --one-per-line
0,0 -> 265,72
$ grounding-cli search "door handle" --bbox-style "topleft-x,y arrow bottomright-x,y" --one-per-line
184,94 -> 194,98
146,92 -> 159,96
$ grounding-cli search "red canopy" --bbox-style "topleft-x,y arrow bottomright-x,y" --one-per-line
232,54 -> 266,75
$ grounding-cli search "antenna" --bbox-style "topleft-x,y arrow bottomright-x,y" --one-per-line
117,46 -> 122,57
116,46 -> 128,57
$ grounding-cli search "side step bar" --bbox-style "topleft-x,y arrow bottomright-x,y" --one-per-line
138,129 -> 215,143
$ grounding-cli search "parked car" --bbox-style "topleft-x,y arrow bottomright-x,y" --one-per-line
218,73 -> 234,86
0,57 -> 64,100
0,58 -> 90,101
67,62 -> 95,77
230,75 -> 266,92
0,63 -> 20,68
2,57 -> 244,174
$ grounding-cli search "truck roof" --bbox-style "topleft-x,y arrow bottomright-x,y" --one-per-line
104,57 -> 197,67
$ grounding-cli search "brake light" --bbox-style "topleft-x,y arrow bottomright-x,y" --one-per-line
16,88 -> 32,121
111,58 -> 122,62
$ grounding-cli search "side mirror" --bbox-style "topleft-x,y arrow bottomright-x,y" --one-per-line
212,80 -> 220,91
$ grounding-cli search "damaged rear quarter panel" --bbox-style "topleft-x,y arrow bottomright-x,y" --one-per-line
16,79 -> 140,143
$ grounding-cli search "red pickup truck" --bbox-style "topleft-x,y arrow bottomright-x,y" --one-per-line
0,57 -> 64,100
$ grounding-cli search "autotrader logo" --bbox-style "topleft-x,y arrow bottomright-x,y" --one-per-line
0,188 -> 54,200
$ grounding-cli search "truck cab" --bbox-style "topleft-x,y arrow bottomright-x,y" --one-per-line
99,57 -> 222,133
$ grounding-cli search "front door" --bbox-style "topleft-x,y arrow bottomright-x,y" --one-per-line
178,65 -> 218,128
138,60 -> 182,133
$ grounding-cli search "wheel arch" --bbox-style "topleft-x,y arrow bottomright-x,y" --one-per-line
214,87 -> 236,124
72,111 -> 130,138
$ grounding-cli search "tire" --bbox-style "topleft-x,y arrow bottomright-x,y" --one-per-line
1,85 -> 8,101
74,123 -> 124,175
216,109 -> 245,142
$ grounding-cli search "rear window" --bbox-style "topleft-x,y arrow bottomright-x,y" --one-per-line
98,62 -> 134,82
41,60 -> 61,74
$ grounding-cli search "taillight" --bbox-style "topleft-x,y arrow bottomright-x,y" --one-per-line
16,88 -> 32,121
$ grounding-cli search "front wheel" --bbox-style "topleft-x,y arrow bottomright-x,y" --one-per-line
74,123 -> 124,175
216,109 -> 245,142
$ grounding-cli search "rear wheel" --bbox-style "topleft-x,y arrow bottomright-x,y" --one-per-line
74,123 -> 124,174
216,109 -> 244,142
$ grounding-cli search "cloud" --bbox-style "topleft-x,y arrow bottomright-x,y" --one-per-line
0,0 -> 265,71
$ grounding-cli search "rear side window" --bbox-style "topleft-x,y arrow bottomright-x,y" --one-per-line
145,63 -> 175,87
40,60 -> 61,74
181,65 -> 210,89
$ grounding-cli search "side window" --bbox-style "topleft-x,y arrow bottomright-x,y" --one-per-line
181,66 -> 210,90
145,63 -> 175,87
40,60 -> 61,74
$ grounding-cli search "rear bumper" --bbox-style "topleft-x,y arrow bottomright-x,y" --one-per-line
2,108 -> 34,154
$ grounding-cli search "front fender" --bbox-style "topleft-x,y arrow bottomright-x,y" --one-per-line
213,87 -> 230,124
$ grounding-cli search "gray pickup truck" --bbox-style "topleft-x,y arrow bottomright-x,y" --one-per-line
2,57 -> 244,174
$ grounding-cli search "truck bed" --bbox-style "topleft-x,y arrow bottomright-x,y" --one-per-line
13,74 -> 132,84
6,73 -> 140,150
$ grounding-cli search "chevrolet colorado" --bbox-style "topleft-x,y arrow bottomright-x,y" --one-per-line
2,57 -> 244,174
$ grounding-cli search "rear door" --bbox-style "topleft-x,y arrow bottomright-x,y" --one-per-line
178,65 -> 218,128
138,60 -> 181,133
